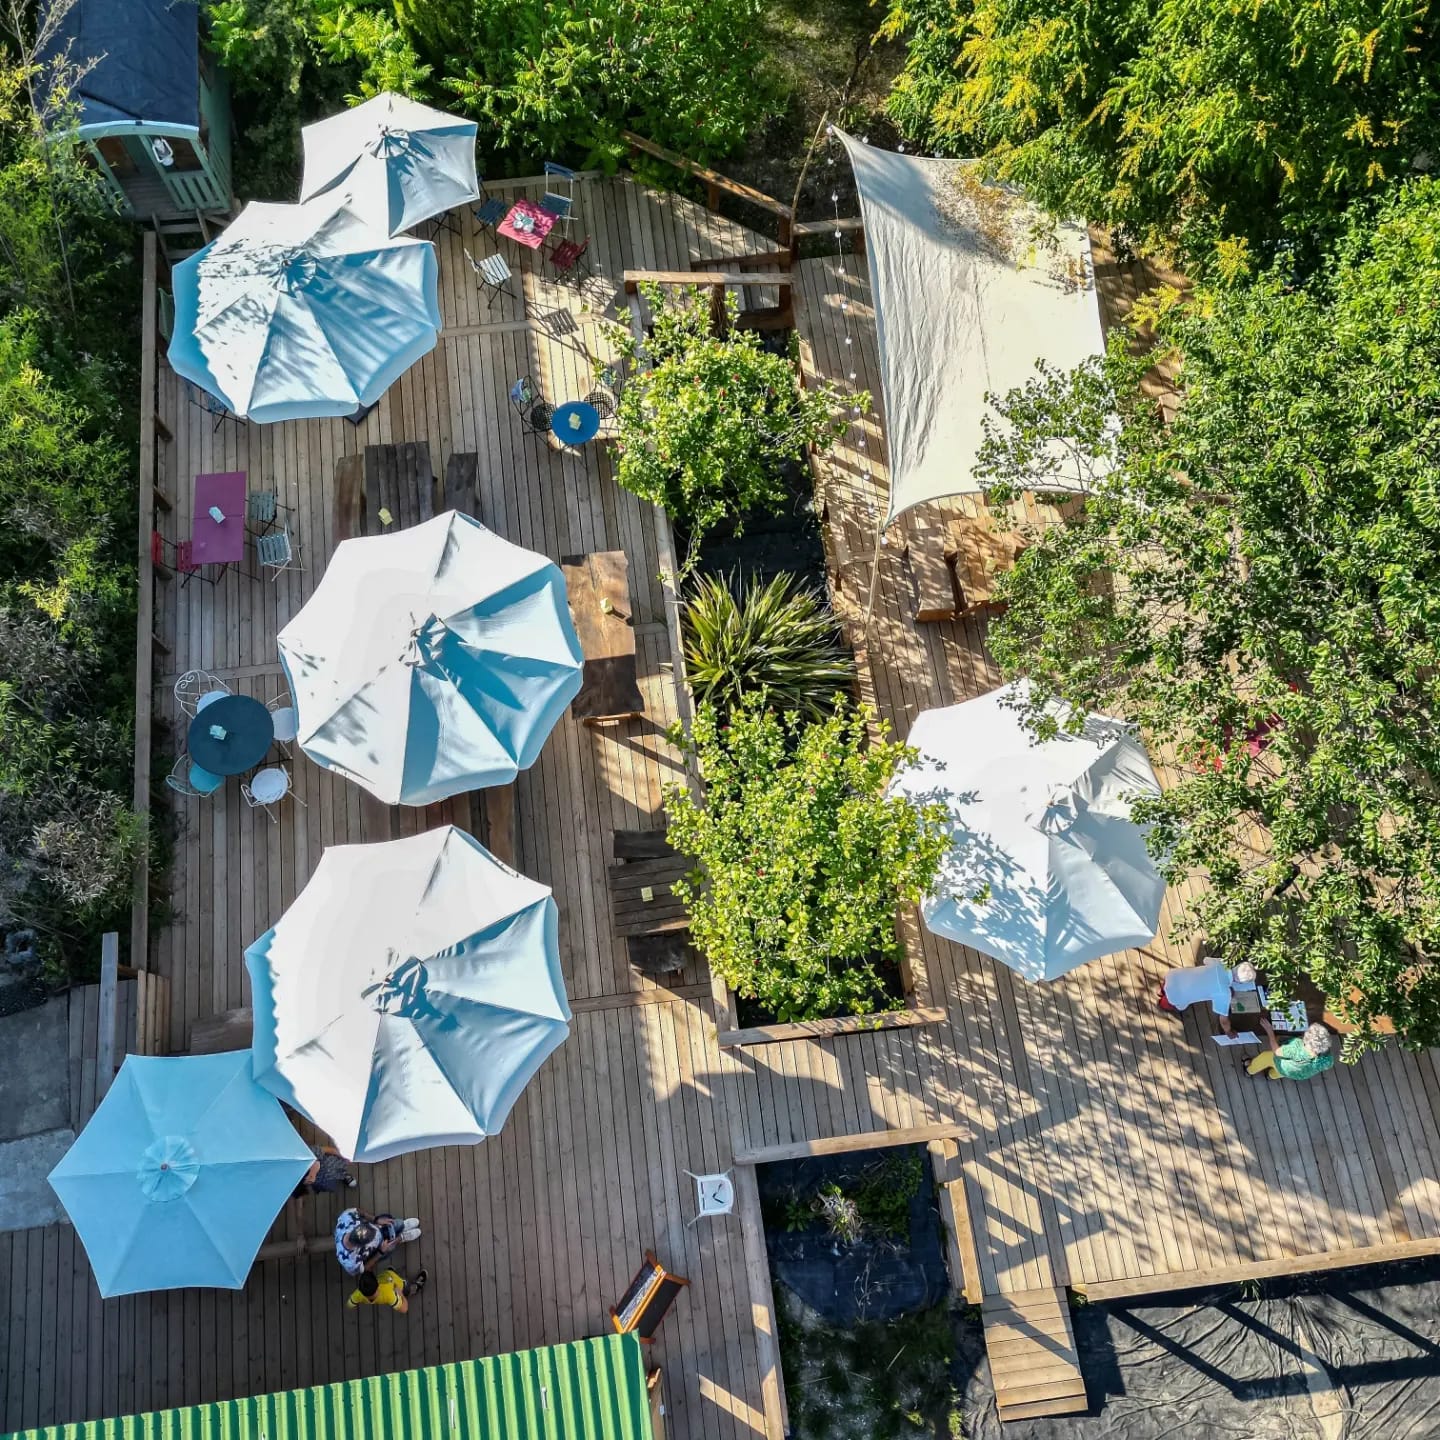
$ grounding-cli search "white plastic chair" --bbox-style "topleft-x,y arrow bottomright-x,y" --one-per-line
174,670 -> 231,717
685,1170 -> 735,1225
268,694 -> 299,758
241,766 -> 306,823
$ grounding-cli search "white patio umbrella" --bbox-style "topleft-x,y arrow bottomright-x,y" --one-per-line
890,680 -> 1166,982
277,510 -> 583,806
167,192 -> 441,423
300,91 -> 480,237
246,825 -> 571,1163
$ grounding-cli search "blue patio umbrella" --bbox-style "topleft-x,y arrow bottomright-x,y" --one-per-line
167,192 -> 442,424
48,1051 -> 313,1298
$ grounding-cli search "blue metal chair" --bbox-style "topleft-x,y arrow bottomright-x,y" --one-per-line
187,383 -> 242,433
166,754 -> 223,797
540,162 -> 577,229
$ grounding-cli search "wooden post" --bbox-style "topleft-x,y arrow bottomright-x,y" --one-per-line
709,283 -> 727,336
95,932 -> 119,1099
704,179 -> 720,211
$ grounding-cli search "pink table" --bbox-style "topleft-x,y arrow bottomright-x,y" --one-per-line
496,199 -> 557,251
192,471 -> 247,566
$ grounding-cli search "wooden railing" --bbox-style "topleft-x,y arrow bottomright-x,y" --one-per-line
623,131 -> 794,250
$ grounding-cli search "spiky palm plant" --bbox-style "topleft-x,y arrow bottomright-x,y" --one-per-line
681,572 -> 853,720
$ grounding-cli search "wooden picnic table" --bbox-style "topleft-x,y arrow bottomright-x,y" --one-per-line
362,441 -> 435,534
562,550 -> 645,724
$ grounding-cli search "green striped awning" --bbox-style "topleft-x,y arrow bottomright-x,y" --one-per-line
4,1335 -> 653,1440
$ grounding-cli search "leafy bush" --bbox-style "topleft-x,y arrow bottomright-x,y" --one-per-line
852,1151 -> 924,1238
980,179 -> 1440,1054
608,285 -> 857,562
682,571 -> 853,721
879,0 -> 1440,274
664,701 -> 948,1020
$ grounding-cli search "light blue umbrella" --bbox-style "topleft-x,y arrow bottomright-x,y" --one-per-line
277,510 -> 584,806
167,193 -> 442,424
300,91 -> 481,237
48,1051 -> 313,1298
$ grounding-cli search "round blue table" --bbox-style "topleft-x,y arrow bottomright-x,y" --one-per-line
187,694 -> 275,777
551,400 -> 601,447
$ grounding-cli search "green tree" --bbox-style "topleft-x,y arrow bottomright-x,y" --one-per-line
879,0 -> 1440,273
607,285 -> 856,563
664,700 -> 948,1020
977,180 -> 1440,1054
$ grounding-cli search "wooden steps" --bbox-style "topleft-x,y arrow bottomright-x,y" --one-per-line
981,1288 -> 1087,1422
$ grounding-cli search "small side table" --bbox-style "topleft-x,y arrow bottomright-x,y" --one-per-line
551,401 -> 601,447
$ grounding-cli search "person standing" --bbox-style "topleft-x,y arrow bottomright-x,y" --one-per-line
333,1207 -> 421,1277
1157,959 -> 1259,1037
347,1267 -> 428,1313
1247,1022 -> 1336,1081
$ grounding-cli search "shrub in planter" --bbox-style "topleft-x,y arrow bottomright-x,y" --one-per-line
664,700 -> 948,1021
606,285 -> 859,563
682,571 -> 854,721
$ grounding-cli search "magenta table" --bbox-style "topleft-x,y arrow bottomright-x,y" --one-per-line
192,471 -> 247,572
496,199 -> 557,251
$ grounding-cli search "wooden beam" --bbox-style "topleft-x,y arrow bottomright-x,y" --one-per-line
130,230 -> 159,976
718,1006 -> 948,1048
792,216 -> 865,238
734,1122 -> 969,1165
95,932 -> 119,1099
1075,1236 -> 1440,1301
732,1165 -> 789,1440
624,269 -> 793,291
151,483 -> 172,512
254,1235 -> 333,1264
622,131 -> 793,220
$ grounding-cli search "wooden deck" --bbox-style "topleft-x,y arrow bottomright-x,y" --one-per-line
5,176 -> 1440,1438
0,175 -> 780,1440
787,243 -> 1440,1305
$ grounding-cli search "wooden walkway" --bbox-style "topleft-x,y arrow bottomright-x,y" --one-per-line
785,242 -> 1440,1308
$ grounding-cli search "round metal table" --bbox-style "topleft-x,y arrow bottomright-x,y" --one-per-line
551,400 -> 601,447
186,694 -> 275,777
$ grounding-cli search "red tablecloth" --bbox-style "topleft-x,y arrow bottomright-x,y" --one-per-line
497,199 -> 557,251
192,471 -> 247,564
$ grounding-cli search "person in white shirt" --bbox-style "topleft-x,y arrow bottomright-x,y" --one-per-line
1157,960 -> 1258,1036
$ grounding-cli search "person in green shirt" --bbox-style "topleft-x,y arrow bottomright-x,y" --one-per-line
1247,1022 -> 1336,1081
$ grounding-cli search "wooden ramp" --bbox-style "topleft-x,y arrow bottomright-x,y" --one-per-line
981,1289 -> 1087,1422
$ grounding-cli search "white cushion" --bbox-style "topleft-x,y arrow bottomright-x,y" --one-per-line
270,705 -> 298,742
248,767 -> 290,804
196,689 -> 226,712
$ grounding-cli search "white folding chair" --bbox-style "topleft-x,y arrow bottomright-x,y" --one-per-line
241,766 -> 306,823
268,694 -> 299,759
466,248 -> 515,309
685,1171 -> 735,1225
174,670 -> 231,717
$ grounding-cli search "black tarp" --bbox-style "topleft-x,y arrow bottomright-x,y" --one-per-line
957,1260 -> 1440,1440
39,0 -> 200,132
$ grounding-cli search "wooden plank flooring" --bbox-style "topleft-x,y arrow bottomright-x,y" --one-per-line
0,176 -> 770,1440
784,242 -> 1440,1303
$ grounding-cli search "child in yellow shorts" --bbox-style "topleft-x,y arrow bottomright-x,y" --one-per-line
348,1268 -> 427,1313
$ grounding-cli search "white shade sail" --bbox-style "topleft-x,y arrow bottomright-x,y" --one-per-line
246,826 -> 571,1163
300,91 -> 481,237
890,680 -> 1166,982
838,132 -> 1107,524
278,510 -> 583,807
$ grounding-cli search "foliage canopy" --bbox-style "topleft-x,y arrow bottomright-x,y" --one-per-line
879,0 -> 1440,272
607,285 -> 855,562
979,181 -> 1440,1054
665,701 -> 948,1021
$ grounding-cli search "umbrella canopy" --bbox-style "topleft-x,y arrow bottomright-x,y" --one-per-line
890,680 -> 1166,982
300,91 -> 480,237
278,509 -> 583,806
48,1051 -> 312,1298
167,192 -> 441,423
246,825 -> 572,1163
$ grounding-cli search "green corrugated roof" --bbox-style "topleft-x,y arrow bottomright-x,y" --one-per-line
4,1335 -> 652,1440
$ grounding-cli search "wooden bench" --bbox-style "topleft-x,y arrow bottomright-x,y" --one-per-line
189,1006 -> 255,1055
443,451 -> 482,520
901,505 -> 960,622
362,441 -> 435,534
334,453 -> 363,540
562,550 -> 645,724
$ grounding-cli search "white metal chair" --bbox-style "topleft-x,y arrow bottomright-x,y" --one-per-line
465,248 -> 514,309
165,753 -> 223,797
174,670 -> 231,717
685,1170 -> 735,1225
256,524 -> 302,581
268,694 -> 299,758
241,766 -> 306,823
